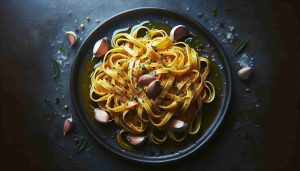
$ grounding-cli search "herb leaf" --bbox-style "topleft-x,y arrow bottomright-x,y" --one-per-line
212,7 -> 218,16
76,137 -> 88,153
59,44 -> 70,57
52,58 -> 61,80
233,41 -> 248,56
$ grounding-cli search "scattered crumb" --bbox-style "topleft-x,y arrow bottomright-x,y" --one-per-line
237,53 -> 254,67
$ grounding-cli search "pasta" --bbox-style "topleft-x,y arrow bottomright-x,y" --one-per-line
90,25 -> 215,149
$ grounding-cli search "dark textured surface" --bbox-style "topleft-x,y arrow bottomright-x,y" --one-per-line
0,0 -> 299,170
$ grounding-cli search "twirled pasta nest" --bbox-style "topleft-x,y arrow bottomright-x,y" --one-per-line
90,25 -> 215,149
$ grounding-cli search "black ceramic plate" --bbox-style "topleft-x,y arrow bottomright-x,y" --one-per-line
71,8 -> 231,164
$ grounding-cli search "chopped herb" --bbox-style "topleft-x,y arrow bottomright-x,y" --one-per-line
112,67 -> 116,70
212,7 -> 218,16
61,94 -> 65,99
184,65 -> 190,69
233,41 -> 248,56
197,12 -> 203,18
59,44 -> 70,57
44,98 -> 51,103
57,82 -> 63,88
52,58 -> 61,80
142,65 -> 146,71
179,93 -> 185,97
76,138 -> 88,153
111,83 -> 115,86
133,96 -> 138,101
151,45 -> 157,51
177,101 -> 183,105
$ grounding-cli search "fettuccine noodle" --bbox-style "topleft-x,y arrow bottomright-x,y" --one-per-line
90,25 -> 215,149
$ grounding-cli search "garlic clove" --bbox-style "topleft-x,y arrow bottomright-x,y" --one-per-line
146,80 -> 161,99
66,31 -> 78,47
170,25 -> 188,42
64,118 -> 73,136
169,119 -> 188,133
93,38 -> 109,58
126,135 -> 146,146
238,67 -> 252,80
94,108 -> 111,123
137,74 -> 157,87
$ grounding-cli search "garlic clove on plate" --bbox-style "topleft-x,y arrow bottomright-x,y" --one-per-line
169,119 -> 188,133
170,25 -> 188,42
94,108 -> 111,123
126,135 -> 146,146
238,67 -> 252,80
66,31 -> 78,47
93,38 -> 109,58
64,118 -> 73,136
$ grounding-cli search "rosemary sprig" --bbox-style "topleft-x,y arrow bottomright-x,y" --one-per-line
52,58 -> 61,80
233,41 -> 248,56
76,137 -> 88,153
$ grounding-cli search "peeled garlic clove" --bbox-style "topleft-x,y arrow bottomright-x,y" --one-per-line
126,135 -> 146,146
64,118 -> 73,136
137,74 -> 157,87
93,38 -> 109,58
169,119 -> 188,133
94,109 -> 111,123
238,67 -> 252,80
66,31 -> 78,47
146,80 -> 161,99
170,25 -> 188,42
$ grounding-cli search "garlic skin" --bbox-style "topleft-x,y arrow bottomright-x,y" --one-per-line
93,38 -> 109,58
126,135 -> 146,146
169,119 -> 188,133
66,31 -> 78,47
94,109 -> 111,123
64,118 -> 73,136
170,25 -> 188,42
238,67 -> 252,80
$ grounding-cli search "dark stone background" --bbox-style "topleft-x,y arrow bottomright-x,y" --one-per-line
0,0 -> 299,170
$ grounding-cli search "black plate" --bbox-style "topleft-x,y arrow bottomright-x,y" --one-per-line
71,8 -> 232,164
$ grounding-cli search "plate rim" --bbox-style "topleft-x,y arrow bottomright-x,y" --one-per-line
70,7 -> 232,164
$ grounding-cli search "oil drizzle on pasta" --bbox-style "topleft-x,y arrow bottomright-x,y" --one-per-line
80,21 -> 222,147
